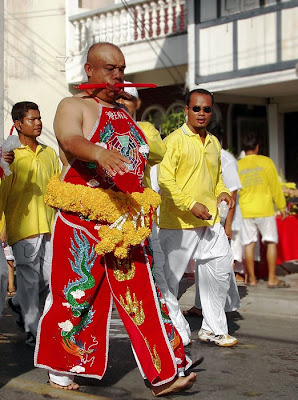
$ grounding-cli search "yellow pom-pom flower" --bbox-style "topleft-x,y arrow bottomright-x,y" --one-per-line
45,176 -> 160,258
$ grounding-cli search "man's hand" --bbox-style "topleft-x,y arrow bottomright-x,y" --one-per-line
96,147 -> 130,177
191,202 -> 212,220
280,208 -> 290,220
0,229 -> 7,243
217,192 -> 235,209
3,151 -> 15,165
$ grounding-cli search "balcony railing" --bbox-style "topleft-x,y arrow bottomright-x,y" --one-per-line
68,0 -> 187,55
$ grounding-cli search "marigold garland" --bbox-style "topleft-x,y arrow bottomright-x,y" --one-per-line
45,176 -> 160,258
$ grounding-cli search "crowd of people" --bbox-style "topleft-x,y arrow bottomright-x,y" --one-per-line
0,41 -> 290,396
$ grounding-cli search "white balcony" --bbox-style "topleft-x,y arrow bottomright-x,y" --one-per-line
65,0 -> 187,84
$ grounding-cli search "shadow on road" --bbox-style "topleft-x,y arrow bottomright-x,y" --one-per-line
0,308 -> 35,389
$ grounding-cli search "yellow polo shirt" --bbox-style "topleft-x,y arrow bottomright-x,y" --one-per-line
138,121 -> 166,189
238,154 -> 286,218
158,123 -> 229,229
0,143 -> 60,245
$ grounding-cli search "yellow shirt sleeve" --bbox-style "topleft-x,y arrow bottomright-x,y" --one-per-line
138,121 -> 165,189
0,212 -> 5,233
158,133 -> 196,211
138,121 -> 166,166
0,172 -> 12,220
265,158 -> 286,210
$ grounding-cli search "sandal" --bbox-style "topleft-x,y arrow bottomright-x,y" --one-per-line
268,280 -> 290,289
188,356 -> 204,370
7,291 -> 16,297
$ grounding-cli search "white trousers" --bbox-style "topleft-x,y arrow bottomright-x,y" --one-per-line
149,223 -> 191,346
11,234 -> 51,336
0,245 -> 8,318
194,262 -> 240,312
159,223 -> 235,336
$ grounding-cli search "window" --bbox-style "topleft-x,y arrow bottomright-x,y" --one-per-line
221,0 -> 260,16
195,0 -> 278,23
141,105 -> 165,130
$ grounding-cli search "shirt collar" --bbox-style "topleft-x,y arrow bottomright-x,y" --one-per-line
19,142 -> 43,154
181,123 -> 212,143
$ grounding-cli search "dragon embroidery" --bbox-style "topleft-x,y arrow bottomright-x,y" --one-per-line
58,229 -> 97,363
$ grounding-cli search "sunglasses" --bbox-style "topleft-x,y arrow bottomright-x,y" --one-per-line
188,106 -> 212,113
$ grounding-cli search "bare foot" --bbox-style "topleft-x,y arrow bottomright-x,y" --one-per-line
151,372 -> 197,397
49,379 -> 80,390
246,279 -> 258,286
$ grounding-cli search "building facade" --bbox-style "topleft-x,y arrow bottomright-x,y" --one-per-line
2,0 -> 69,153
65,0 -> 298,181
2,0 -> 297,182
188,0 -> 298,181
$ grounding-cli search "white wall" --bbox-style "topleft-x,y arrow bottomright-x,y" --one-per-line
190,4 -> 298,92
0,2 -> 4,142
4,0 -> 71,153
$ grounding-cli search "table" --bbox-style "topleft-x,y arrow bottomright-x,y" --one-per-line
254,214 -> 298,279
276,214 -> 298,265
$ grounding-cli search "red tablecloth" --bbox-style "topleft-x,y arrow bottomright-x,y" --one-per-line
255,215 -> 298,278
276,214 -> 298,265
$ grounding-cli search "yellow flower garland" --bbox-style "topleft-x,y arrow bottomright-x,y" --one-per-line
45,176 -> 160,258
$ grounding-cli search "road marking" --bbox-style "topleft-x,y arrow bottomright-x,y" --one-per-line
4,377 -> 112,400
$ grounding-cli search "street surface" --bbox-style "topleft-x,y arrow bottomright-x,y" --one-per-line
1,272 -> 298,400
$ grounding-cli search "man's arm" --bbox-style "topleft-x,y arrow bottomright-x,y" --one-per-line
158,136 -> 211,220
215,164 -> 234,207
138,121 -> 166,166
266,158 -> 287,216
224,190 -> 237,239
54,98 -> 130,177
158,137 -> 196,211
221,155 -> 241,237
0,173 -> 12,217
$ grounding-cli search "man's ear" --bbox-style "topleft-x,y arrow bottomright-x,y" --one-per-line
184,105 -> 189,117
14,120 -> 21,132
136,98 -> 142,111
84,62 -> 92,78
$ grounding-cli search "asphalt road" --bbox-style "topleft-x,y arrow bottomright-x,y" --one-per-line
1,298 -> 298,400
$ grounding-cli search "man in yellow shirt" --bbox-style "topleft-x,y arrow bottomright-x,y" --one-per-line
117,85 -> 194,346
158,89 -> 238,347
116,81 -> 166,188
0,151 -> 15,317
238,131 -> 289,288
0,101 -> 60,345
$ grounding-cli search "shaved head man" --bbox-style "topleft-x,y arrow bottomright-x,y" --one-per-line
34,42 -> 196,396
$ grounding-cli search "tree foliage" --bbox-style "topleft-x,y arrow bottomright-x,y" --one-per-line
160,111 -> 185,138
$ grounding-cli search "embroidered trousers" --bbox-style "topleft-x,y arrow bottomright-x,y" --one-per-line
35,212 -> 189,386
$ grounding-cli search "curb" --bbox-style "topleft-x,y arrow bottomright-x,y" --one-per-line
179,274 -> 298,319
